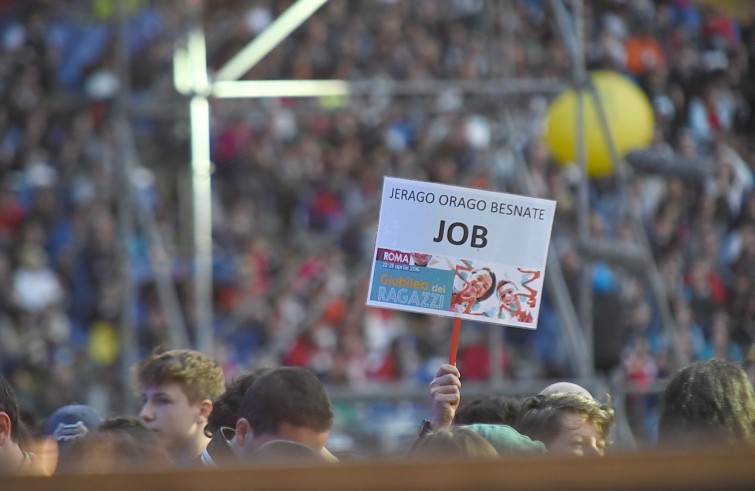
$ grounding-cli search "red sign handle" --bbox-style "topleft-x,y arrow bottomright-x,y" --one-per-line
448,317 -> 461,366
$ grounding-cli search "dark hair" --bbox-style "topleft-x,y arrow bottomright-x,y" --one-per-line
17,409 -> 39,447
658,359 -> 755,447
0,374 -> 20,442
514,392 -> 615,446
204,369 -> 271,438
454,396 -> 522,426
54,416 -> 166,473
496,280 -> 513,290
99,416 -> 159,444
475,268 -> 497,301
134,349 -> 226,403
60,430 -> 172,473
409,427 -> 499,460
239,367 -> 333,437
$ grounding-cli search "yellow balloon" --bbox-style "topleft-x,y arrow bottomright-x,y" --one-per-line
545,70 -> 655,177
88,320 -> 120,366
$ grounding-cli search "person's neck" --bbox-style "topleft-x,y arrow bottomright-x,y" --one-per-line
246,433 -> 280,453
170,433 -> 211,468
0,441 -> 26,473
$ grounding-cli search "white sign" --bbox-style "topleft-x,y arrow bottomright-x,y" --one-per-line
366,177 -> 556,328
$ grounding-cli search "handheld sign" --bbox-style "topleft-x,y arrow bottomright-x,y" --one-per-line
366,177 -> 556,330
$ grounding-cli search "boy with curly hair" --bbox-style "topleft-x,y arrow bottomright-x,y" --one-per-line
134,349 -> 225,468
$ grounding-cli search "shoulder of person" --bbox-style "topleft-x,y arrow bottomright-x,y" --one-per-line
465,423 -> 548,456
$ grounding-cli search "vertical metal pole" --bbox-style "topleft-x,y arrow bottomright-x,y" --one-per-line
187,13 -> 214,355
504,109 -> 591,378
190,93 -> 214,355
585,78 -> 682,371
114,0 -> 138,414
571,0 -> 594,374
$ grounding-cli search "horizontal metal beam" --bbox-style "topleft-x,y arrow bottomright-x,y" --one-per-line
211,78 -> 565,98
212,79 -> 349,98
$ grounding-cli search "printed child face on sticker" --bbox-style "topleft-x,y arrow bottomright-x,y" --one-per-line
466,269 -> 495,300
497,281 -> 517,306
411,253 -> 432,267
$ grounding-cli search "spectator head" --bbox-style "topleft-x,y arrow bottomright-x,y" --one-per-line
133,349 -> 226,466
236,367 -> 333,458
409,426 -> 499,460
99,416 -> 160,444
453,396 -> 522,426
539,382 -> 594,399
658,359 -> 755,448
0,375 -> 52,475
55,416 -> 163,473
60,429 -> 172,474
44,404 -> 101,448
134,349 -> 226,403
204,369 -> 270,439
0,374 -> 23,474
515,392 -> 615,457
0,374 -> 20,443
746,345 -> 755,387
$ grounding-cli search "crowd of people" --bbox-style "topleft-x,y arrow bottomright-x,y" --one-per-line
2,350 -> 754,475
0,0 -> 755,454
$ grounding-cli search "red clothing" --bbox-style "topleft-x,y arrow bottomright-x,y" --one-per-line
625,36 -> 665,75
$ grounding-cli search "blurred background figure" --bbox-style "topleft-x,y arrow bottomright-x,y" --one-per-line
658,359 -> 755,448
58,416 -> 172,474
408,426 -> 499,460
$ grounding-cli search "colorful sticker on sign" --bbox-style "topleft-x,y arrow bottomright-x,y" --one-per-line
368,249 -> 545,328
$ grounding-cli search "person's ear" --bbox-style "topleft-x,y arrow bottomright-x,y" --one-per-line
235,418 -> 254,447
0,411 -> 11,444
197,399 -> 213,423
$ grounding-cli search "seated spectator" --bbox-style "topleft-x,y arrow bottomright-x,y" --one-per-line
428,364 -> 599,430
0,374 -> 44,475
539,382 -> 595,399
658,359 -> 755,448
59,422 -> 172,474
134,349 -> 226,468
463,424 -> 547,457
234,367 -> 334,465
43,404 -> 102,474
408,426 -> 499,460
514,392 -> 615,457
98,416 -> 164,444
200,369 -> 270,468
12,410 -> 58,476
428,365 -> 614,456
251,439 -> 329,466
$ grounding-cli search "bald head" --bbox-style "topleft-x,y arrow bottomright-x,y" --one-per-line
539,382 -> 594,400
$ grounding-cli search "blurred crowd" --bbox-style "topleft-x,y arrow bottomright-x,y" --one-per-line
0,0 -> 754,449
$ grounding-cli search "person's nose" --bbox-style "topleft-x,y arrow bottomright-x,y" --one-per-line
585,439 -> 604,457
139,400 -> 155,422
